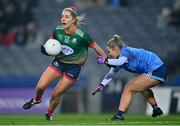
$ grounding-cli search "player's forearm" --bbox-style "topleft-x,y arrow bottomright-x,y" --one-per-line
97,48 -> 107,58
101,68 -> 116,86
107,56 -> 127,66
93,42 -> 107,58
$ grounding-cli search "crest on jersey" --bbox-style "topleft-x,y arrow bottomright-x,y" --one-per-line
72,38 -> 77,44
57,34 -> 63,40
64,36 -> 70,43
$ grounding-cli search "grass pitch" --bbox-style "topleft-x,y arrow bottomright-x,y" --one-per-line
0,114 -> 180,125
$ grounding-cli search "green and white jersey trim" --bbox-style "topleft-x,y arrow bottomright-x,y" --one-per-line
75,29 -> 84,37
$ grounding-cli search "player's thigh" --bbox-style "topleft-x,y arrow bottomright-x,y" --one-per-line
37,66 -> 62,89
53,76 -> 76,96
126,75 -> 160,92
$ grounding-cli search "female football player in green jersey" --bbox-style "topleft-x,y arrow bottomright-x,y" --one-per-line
23,6 -> 107,120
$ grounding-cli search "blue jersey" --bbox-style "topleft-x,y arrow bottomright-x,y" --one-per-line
115,45 -> 163,73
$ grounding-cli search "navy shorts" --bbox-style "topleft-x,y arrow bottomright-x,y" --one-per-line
144,64 -> 168,83
50,60 -> 82,80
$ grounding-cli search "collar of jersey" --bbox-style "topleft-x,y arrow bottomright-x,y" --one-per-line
64,26 -> 77,35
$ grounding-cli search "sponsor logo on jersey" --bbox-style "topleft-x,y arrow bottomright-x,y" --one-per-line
61,45 -> 74,55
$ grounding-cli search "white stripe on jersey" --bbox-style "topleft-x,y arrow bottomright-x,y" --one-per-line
56,25 -> 63,30
75,29 -> 84,37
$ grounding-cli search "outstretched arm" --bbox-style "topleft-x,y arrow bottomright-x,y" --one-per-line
97,56 -> 127,66
92,67 -> 118,95
101,67 -> 117,86
107,56 -> 127,66
91,42 -> 107,58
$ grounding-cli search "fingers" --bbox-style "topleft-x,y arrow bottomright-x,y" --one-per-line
92,92 -> 96,95
92,90 -> 98,95
92,84 -> 105,95
41,45 -> 50,56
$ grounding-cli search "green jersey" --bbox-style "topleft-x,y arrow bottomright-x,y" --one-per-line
52,25 -> 94,64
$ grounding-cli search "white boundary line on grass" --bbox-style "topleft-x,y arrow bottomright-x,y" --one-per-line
0,124 -> 179,126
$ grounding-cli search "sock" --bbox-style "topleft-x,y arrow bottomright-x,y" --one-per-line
152,103 -> 159,110
116,110 -> 125,117
34,96 -> 41,102
47,108 -> 53,115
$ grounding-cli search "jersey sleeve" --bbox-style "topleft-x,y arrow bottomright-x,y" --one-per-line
107,56 -> 128,66
84,33 -> 94,48
52,25 -> 63,40
49,33 -> 54,39
100,67 -> 119,86
49,27 -> 57,40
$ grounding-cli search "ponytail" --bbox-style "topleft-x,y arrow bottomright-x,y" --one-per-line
76,13 -> 86,25
107,35 -> 126,49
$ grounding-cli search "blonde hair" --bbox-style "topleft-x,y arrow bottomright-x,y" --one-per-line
63,6 -> 86,26
107,35 -> 126,49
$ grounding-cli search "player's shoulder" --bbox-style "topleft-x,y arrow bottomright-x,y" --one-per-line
124,45 -> 140,52
75,27 -> 89,38
122,45 -> 131,51
120,45 -> 133,56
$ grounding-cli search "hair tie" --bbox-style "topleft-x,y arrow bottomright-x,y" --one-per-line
69,6 -> 76,12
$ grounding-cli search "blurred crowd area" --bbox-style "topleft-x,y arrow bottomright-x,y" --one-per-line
0,0 -> 180,85
75,0 -> 180,28
0,0 -> 180,47
0,0 -> 39,47
157,0 -> 180,29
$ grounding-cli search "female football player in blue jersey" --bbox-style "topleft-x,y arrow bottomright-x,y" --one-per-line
92,35 -> 168,120
23,6 -> 106,120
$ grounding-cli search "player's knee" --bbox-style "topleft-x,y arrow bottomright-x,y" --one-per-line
124,84 -> 135,93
